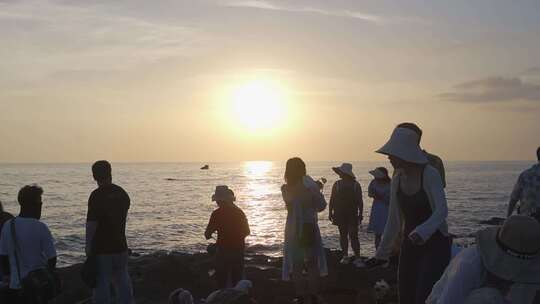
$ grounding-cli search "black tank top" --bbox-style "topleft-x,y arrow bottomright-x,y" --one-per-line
397,167 -> 433,236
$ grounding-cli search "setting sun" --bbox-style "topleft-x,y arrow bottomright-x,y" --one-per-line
231,79 -> 288,132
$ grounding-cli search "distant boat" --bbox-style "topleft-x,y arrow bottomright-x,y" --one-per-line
201,164 -> 209,170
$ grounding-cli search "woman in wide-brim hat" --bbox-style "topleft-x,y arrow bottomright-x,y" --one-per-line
329,163 -> 364,267
427,215 -> 540,303
367,167 -> 391,250
366,126 -> 450,304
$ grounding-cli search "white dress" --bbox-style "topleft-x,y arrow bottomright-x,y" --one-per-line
281,178 -> 328,281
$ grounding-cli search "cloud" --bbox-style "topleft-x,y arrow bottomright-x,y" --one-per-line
0,0 -> 207,88
524,66 -> 540,75
224,0 -> 384,24
440,76 -> 540,103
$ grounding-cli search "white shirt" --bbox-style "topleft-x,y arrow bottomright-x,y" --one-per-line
427,246 -> 538,304
0,217 -> 56,289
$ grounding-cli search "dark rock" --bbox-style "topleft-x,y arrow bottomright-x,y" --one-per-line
50,250 -> 397,304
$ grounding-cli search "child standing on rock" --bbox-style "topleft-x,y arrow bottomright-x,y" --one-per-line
205,185 -> 251,289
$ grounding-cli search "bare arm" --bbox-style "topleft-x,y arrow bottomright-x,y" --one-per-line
205,212 -> 217,240
329,183 -> 338,220
507,198 -> 519,217
508,175 -> 523,217
356,182 -> 364,222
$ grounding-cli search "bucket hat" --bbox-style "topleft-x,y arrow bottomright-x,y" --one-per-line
211,185 -> 236,202
376,127 -> 428,164
476,215 -> 540,284
332,163 -> 356,179
369,167 -> 388,179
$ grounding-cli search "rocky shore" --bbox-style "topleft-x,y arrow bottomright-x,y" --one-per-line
51,249 -> 397,304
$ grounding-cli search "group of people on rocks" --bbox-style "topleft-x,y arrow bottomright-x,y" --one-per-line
0,160 -> 134,304
204,123 -> 540,304
0,122 -> 539,304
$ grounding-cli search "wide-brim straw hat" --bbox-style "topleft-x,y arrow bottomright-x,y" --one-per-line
476,215 -> 540,284
463,288 -> 506,304
211,185 -> 236,202
369,167 -> 387,179
376,127 -> 428,164
332,163 -> 355,179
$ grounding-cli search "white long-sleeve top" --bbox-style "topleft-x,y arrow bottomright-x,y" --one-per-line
375,165 -> 449,260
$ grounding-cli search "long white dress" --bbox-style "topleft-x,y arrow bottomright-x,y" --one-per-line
281,178 -> 328,281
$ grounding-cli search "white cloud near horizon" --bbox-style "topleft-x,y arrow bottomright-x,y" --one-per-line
441,75 -> 540,103
224,0 -> 385,24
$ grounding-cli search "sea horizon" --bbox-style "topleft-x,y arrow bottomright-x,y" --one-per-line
0,161 -> 531,266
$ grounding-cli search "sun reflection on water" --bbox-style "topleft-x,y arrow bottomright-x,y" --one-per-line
241,161 -> 283,252
244,161 -> 273,177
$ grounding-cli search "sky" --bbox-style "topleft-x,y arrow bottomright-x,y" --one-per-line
1,0 -> 539,162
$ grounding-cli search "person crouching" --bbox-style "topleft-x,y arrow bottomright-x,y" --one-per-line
205,186 -> 251,289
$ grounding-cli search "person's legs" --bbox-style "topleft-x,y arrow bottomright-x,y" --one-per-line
305,248 -> 320,297
94,254 -> 113,304
398,240 -> 419,304
337,224 -> 349,258
215,249 -> 229,289
348,222 -> 360,258
291,247 -> 307,299
414,235 -> 450,304
229,249 -> 245,287
111,252 -> 134,304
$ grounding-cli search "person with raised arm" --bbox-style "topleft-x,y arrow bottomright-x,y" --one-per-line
205,185 -> 250,289
281,157 -> 327,304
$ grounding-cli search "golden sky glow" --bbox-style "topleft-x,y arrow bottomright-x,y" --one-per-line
1,1 -> 539,162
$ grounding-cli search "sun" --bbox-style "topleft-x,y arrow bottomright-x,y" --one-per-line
230,79 -> 287,132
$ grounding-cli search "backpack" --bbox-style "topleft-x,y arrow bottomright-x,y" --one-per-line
334,180 -> 359,211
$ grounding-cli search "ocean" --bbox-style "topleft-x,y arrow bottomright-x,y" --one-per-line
0,161 -> 532,266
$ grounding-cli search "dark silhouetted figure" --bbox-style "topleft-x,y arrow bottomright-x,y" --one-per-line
205,185 -> 250,289
367,167 -> 391,249
507,146 -> 540,220
86,160 -> 134,304
0,185 -> 57,303
329,163 -> 364,267
0,201 -> 13,240
0,201 -> 13,286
